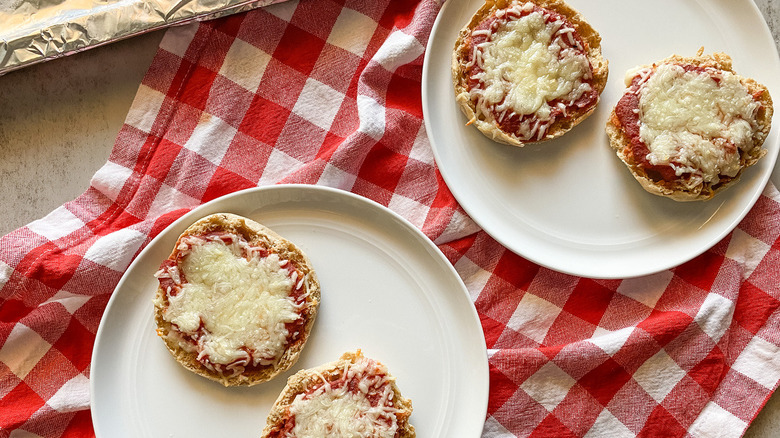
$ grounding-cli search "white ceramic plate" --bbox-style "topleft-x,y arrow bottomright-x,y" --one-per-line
90,185 -> 488,437
422,0 -> 780,279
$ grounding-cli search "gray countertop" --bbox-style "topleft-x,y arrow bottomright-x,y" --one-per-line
1,1 -> 779,436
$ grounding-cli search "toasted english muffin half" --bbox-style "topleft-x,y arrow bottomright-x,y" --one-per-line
153,213 -> 320,386
606,51 -> 773,201
261,350 -> 415,438
452,0 -> 608,146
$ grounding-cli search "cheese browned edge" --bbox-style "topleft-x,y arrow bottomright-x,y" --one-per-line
261,351 -> 415,438
153,213 -> 320,387
452,0 -> 608,147
606,52 -> 774,201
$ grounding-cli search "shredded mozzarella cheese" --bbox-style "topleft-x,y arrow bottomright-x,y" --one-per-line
287,358 -> 400,438
162,235 -> 301,367
635,63 -> 760,184
466,3 -> 592,140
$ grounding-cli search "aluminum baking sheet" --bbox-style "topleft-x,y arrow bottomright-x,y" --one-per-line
0,0 -> 287,75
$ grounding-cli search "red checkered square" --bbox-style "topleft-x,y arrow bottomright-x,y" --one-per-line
312,44 -> 364,93
577,357 -> 633,407
255,59 -> 308,110
356,141 -> 408,192
639,405 -> 687,437
525,269 -> 580,308
239,94 -> 293,146
155,103 -> 203,150
21,349 -> 80,401
606,378 -> 659,434
490,388 -> 549,436
544,311 -> 597,346
562,279 -> 617,326
328,95 -> 359,137
734,281 -> 780,334
219,131 -> 274,182
493,324 -> 538,351
529,414 -> 577,438
193,19 -> 244,74
610,328 -> 663,374
597,292 -> 654,331
51,318 -> 94,372
144,139 -> 182,182
0,381 -> 46,430
140,49 -> 185,95
236,10 -> 287,54
290,0 -> 343,39
273,24 -> 326,76
203,166 -> 257,202
688,345 -> 727,395
658,373 -> 712,429
551,384 -> 603,436
636,309 -> 695,348
205,75 -> 257,128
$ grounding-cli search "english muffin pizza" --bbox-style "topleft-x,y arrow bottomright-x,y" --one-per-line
153,213 -> 320,386
261,351 -> 415,438
606,51 -> 773,201
452,0 -> 608,146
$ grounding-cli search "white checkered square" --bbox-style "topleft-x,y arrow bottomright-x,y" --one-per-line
453,256 -> 491,302
589,327 -> 634,356
689,401 -> 748,438
258,149 -> 304,185
520,362 -> 577,412
184,113 -> 237,165
584,409 -> 634,438
146,183 -> 201,219
726,228 -> 772,279
317,162 -> 357,190
373,30 -> 425,72
126,85 -> 166,134
731,336 -> 780,389
632,349 -> 687,403
507,293 -> 562,344
159,22 -> 199,57
616,271 -> 673,308
83,228 -> 147,272
433,210 -> 479,245
45,290 -> 91,314
219,39 -> 272,92
47,374 -> 90,413
695,293 -> 734,344
91,161 -> 133,202
388,193 -> 428,230
0,261 -> 13,288
0,324 -> 51,379
327,8 -> 378,56
357,95 -> 385,140
27,206 -> 85,241
482,416 -> 513,436
408,125 -> 433,165
292,78 -> 345,131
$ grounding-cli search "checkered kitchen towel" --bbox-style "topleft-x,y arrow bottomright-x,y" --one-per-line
2,0 -> 780,436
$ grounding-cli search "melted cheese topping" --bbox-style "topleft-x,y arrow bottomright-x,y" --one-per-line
287,359 -> 399,438
635,63 -> 760,184
161,235 -> 301,367
465,3 -> 592,140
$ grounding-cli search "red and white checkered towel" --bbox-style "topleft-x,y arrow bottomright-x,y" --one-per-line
2,0 -> 780,436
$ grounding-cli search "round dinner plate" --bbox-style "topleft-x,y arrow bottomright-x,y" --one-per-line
422,0 -> 780,279
90,185 -> 488,437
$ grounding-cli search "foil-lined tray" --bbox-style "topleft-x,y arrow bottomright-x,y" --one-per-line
0,0 -> 287,76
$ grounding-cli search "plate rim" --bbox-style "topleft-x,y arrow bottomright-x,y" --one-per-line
90,183 -> 489,437
421,0 -> 780,279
